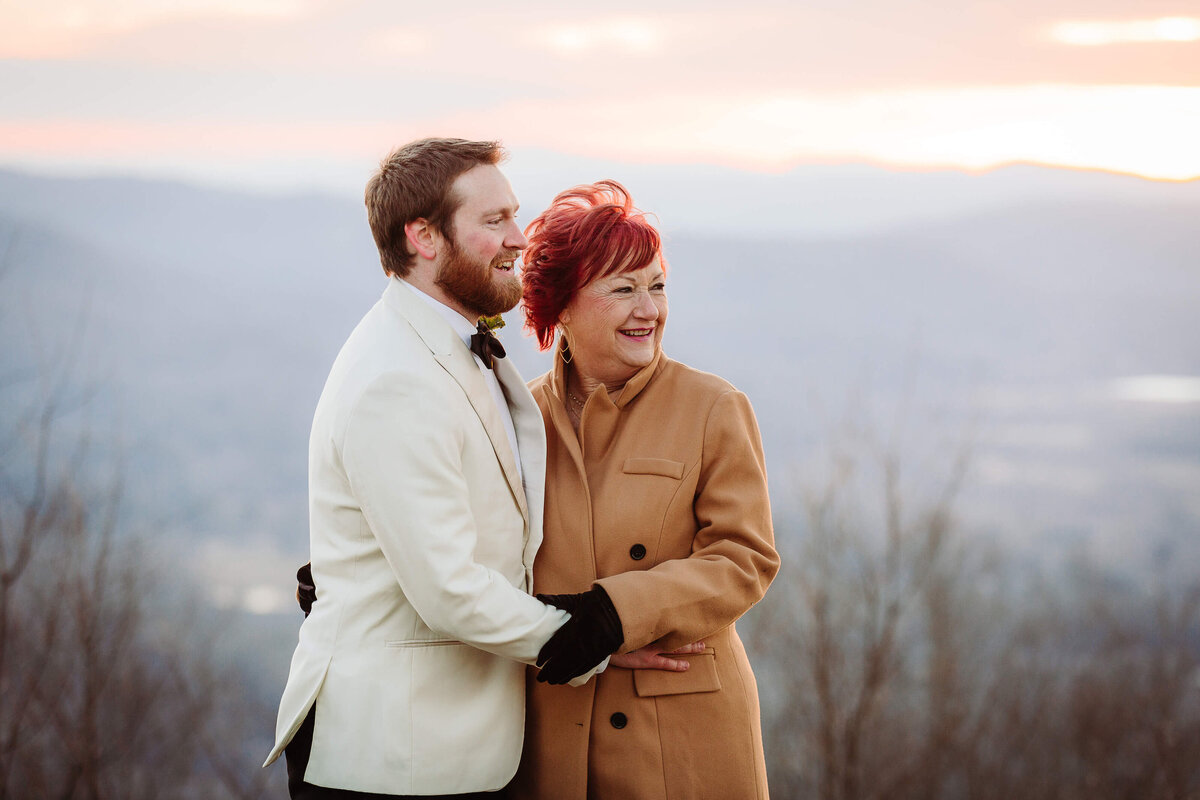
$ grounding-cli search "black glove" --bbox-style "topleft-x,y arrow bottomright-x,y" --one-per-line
536,592 -> 584,617
535,586 -> 624,685
296,562 -> 316,617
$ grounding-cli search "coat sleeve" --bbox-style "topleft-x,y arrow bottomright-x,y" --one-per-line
341,370 -> 568,664
595,389 -> 781,652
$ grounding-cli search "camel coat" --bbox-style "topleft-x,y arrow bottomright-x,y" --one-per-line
509,348 -> 780,800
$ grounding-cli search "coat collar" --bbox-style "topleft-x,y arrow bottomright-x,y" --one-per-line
381,277 -> 531,521
542,340 -> 667,466
547,337 -> 667,411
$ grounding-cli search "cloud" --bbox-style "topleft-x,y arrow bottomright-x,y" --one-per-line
4,83 -> 1198,182
363,26 -> 434,60
426,84 -> 1200,180
0,0 -> 317,59
526,16 -> 664,57
3,2 -> 1198,185
1049,17 -> 1200,46
25,0 -> 310,26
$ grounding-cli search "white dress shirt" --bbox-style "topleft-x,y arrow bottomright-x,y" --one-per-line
400,279 -> 522,481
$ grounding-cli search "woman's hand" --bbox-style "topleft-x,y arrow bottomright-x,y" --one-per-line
610,641 -> 706,672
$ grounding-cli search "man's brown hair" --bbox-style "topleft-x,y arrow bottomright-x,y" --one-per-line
364,138 -> 504,277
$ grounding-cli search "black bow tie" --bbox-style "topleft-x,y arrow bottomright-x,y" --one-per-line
469,321 -> 506,370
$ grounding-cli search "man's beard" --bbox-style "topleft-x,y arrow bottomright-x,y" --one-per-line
435,238 -> 523,318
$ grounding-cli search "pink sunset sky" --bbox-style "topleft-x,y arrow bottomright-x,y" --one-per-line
1,0 -> 1198,191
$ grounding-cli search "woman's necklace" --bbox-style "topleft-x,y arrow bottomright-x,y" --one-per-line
566,389 -> 586,424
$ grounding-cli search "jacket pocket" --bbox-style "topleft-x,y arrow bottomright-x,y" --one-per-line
383,638 -> 461,648
632,649 -> 721,697
622,457 -> 685,480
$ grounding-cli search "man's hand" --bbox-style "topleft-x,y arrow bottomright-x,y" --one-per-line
535,586 -> 623,685
610,641 -> 706,672
296,562 -> 316,616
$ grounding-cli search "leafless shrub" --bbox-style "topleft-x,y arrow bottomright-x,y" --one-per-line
0,241 -> 270,799
744,427 -> 1200,800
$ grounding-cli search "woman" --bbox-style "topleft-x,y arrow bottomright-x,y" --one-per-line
509,181 -> 779,799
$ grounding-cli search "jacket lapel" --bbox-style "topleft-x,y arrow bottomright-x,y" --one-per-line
434,349 -> 529,520
382,279 -> 528,520
495,354 -> 546,567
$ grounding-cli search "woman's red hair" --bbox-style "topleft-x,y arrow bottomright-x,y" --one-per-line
521,180 -> 663,351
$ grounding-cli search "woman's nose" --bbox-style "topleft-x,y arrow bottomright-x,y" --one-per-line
635,291 -> 659,319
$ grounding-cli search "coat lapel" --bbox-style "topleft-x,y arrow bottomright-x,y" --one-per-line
382,279 -> 528,520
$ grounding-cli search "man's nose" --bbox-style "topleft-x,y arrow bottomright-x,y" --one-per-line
506,222 -> 529,251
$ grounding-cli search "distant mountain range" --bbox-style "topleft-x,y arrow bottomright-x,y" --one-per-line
502,151 -> 1200,238
1,164 -> 1197,629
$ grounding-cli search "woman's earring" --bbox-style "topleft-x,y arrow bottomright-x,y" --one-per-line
559,326 -> 573,364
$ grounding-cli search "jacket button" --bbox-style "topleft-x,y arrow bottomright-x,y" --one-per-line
629,544 -> 647,561
610,712 -> 628,729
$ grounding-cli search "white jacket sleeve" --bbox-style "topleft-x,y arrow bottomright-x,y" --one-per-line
341,371 -> 568,665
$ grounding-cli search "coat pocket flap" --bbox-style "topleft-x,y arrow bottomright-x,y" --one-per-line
632,649 -> 721,697
622,457 -> 685,479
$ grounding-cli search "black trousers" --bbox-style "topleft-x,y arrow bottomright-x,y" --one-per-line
285,705 -> 504,800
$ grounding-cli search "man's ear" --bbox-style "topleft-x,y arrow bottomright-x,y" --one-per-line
404,219 -> 438,261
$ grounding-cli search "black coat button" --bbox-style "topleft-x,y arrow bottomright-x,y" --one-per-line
629,544 -> 647,561
610,712 -> 628,729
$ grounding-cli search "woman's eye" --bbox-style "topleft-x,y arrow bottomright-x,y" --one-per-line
652,283 -> 666,291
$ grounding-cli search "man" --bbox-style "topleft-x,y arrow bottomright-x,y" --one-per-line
264,139 -> 621,799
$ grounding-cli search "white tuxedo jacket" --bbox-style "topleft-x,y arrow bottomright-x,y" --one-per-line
264,277 -> 569,794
